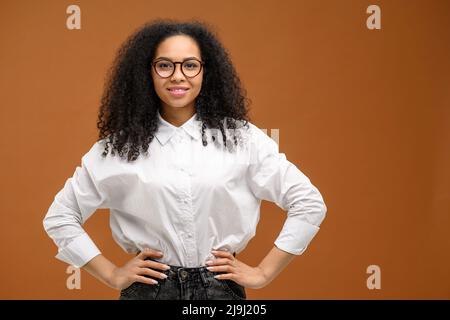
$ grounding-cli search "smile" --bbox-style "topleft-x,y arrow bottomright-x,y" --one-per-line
167,88 -> 189,97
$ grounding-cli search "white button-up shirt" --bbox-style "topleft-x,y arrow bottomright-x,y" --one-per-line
43,111 -> 327,268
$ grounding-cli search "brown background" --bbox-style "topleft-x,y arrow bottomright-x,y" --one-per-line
0,0 -> 449,299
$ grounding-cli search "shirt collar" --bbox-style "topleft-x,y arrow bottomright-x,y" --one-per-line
155,109 -> 201,145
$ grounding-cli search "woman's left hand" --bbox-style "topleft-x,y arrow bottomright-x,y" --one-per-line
206,250 -> 268,289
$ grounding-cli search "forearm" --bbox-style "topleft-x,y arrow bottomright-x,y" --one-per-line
82,254 -> 118,289
257,245 -> 296,285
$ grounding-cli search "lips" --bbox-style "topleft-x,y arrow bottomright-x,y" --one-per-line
167,87 -> 189,91
167,87 -> 189,97
168,88 -> 188,93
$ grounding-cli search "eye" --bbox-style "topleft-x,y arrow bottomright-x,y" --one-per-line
156,61 -> 173,69
184,61 -> 200,69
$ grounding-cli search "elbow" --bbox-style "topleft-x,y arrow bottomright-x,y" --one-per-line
313,186 -> 327,226
43,200 -> 59,235
42,213 -> 52,235
42,208 -> 63,236
319,201 -> 327,225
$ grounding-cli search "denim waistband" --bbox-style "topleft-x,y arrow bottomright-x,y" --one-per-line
143,257 -> 231,285
137,251 -> 236,270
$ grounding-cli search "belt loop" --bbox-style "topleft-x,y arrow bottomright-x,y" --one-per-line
200,268 -> 210,288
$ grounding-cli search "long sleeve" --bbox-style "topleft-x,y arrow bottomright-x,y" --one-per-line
246,126 -> 327,255
43,144 -> 108,268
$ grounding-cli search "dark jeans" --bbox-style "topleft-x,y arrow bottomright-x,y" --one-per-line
119,258 -> 247,300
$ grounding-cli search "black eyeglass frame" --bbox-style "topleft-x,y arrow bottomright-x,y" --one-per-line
152,57 -> 205,78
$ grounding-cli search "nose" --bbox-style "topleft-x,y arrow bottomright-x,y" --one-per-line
171,63 -> 185,81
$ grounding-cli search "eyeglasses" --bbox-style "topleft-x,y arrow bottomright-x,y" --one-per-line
152,58 -> 204,78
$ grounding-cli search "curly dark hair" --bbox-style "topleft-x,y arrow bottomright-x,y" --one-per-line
96,18 -> 252,162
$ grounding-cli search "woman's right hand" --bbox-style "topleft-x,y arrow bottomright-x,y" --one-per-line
108,248 -> 170,290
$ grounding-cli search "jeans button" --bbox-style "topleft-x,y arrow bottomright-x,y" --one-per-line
180,270 -> 188,279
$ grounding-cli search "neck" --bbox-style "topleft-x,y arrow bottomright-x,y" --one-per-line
160,104 -> 196,127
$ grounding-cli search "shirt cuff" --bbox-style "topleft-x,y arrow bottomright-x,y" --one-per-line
274,219 -> 320,255
55,233 -> 101,268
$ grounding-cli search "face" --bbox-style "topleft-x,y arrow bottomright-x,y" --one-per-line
151,35 -> 204,112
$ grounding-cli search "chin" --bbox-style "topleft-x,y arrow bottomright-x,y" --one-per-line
164,101 -> 193,109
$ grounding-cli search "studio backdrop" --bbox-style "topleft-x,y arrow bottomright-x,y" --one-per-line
0,0 -> 449,299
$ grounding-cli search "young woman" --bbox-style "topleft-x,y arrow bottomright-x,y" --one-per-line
43,19 -> 327,300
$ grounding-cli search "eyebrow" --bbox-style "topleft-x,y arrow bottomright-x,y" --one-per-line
154,56 -> 200,61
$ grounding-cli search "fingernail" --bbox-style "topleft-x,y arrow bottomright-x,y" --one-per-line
206,260 -> 213,265
163,265 -> 171,270
151,279 -> 158,284
160,273 -> 168,279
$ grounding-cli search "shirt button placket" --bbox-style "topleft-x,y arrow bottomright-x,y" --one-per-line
176,130 -> 195,266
